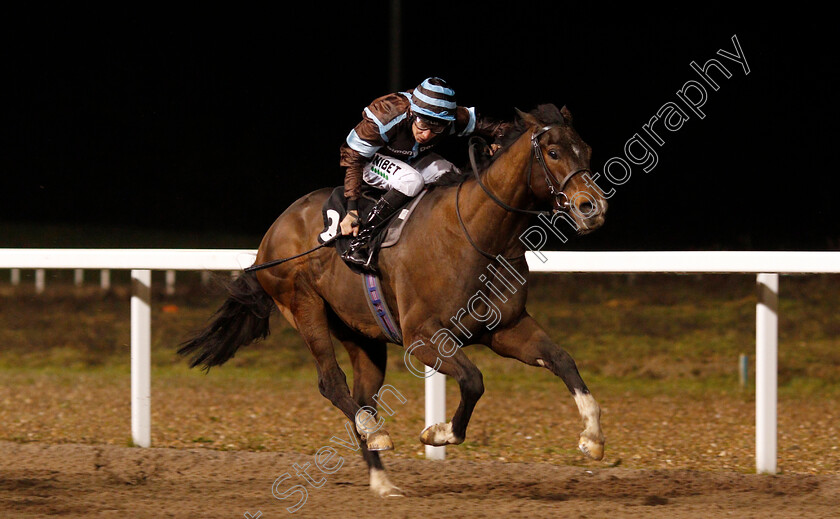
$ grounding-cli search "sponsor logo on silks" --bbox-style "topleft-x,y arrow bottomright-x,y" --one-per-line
370,154 -> 402,180
385,145 -> 416,157
371,166 -> 389,180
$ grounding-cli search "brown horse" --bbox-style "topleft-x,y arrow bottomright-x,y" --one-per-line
179,104 -> 608,497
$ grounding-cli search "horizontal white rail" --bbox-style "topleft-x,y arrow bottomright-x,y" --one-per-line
2,248 -> 839,473
526,250 -> 840,273
0,249 -> 257,270
2,249 -> 838,273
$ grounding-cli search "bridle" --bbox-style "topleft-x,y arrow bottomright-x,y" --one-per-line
456,124 -> 591,261
465,125 -> 591,217
528,125 -> 592,213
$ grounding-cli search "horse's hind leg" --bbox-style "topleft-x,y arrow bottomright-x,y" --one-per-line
290,291 -> 367,431
488,313 -> 605,460
333,327 -> 403,497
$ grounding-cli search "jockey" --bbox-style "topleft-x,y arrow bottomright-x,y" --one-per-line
339,76 -> 510,269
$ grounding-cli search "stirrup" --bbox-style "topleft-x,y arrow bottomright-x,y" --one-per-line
342,229 -> 373,264
342,245 -> 376,270
341,189 -> 409,271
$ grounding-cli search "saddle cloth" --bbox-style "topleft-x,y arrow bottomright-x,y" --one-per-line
318,185 -> 428,254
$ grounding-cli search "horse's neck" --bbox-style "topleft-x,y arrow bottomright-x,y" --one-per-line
459,131 -> 537,252
482,133 -> 535,206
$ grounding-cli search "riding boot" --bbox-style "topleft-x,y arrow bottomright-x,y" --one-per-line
343,189 -> 413,269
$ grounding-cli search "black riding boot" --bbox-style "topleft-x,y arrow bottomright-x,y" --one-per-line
343,189 -> 413,269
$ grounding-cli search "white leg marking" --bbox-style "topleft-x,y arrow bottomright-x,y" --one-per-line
573,390 -> 601,428
573,389 -> 605,460
370,468 -> 404,497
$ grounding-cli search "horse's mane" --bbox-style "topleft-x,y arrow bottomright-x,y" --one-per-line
498,103 -> 567,149
431,103 -> 566,187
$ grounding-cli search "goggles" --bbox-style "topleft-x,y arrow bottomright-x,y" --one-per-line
413,114 -> 450,134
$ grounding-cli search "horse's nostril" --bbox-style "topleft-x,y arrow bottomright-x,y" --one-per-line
579,201 -> 594,216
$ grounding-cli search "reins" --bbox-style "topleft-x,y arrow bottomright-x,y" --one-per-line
457,126 -> 590,263
455,180 -> 525,262
466,137 -> 546,218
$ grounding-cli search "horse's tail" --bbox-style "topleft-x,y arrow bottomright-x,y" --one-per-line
178,271 -> 274,371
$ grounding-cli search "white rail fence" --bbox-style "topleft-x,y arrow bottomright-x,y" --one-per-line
2,249 -> 839,474
9,264 -> 228,293
1,249 -> 258,451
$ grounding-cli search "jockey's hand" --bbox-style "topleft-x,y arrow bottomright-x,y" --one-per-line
340,210 -> 360,236
489,143 -> 501,156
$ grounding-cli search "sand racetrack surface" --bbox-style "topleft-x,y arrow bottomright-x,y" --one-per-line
2,441 -> 838,519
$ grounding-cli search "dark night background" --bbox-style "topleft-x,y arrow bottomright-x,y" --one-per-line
2,4 -> 836,251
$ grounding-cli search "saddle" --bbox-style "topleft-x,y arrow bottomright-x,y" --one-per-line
318,185 -> 428,272
316,171 -> 469,343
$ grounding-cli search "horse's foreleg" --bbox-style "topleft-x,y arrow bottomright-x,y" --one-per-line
404,335 -> 484,446
338,334 -> 402,497
488,313 -> 605,460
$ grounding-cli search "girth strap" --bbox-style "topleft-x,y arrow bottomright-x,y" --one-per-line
362,273 -> 403,344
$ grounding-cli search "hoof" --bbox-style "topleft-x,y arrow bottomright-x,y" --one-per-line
419,422 -> 462,446
579,436 -> 605,461
366,430 -> 394,452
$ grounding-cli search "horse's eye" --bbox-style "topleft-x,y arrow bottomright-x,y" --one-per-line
548,149 -> 559,160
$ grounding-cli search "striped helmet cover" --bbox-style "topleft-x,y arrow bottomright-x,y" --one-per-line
409,77 -> 457,121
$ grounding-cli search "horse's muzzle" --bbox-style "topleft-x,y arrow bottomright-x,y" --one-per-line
554,197 -> 607,235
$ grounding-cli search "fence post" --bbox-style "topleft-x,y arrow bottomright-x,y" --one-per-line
425,368 -> 446,460
739,353 -> 748,387
756,273 -> 778,474
131,269 -> 152,448
35,269 -> 45,294
101,269 -> 111,291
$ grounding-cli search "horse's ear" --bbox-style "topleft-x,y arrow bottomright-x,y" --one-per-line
560,105 -> 573,124
515,107 -> 540,127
